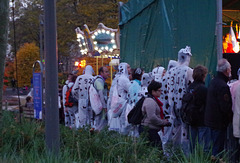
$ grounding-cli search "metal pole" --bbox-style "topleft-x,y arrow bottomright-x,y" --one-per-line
44,0 -> 60,155
39,15 -> 44,64
216,0 -> 223,61
101,55 -> 103,66
96,56 -> 98,75
110,57 -> 112,84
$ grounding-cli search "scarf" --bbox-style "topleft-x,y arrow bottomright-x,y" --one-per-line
153,96 -> 165,132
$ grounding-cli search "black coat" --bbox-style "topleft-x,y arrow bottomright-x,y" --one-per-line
188,80 -> 207,127
204,72 -> 233,130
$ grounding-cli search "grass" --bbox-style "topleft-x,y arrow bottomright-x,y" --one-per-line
0,111 -> 231,162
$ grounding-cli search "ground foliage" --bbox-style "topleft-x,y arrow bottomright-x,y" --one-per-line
0,111 -> 228,163
0,111 -> 169,162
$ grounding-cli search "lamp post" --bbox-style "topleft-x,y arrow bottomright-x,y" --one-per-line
44,0 -> 60,155
39,15 -> 44,64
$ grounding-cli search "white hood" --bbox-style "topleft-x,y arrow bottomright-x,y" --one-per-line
84,65 -> 94,75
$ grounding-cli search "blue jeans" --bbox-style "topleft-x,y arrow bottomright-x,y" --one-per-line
205,127 -> 226,156
189,126 -> 210,153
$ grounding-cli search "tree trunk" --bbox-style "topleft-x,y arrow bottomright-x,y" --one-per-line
0,0 -> 9,119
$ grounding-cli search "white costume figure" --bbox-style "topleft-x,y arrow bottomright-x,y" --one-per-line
62,79 -> 78,128
140,73 -> 152,97
231,68 -> 240,139
108,63 -> 131,134
167,46 -> 193,153
72,65 -> 94,128
158,60 -> 179,152
152,66 -> 165,82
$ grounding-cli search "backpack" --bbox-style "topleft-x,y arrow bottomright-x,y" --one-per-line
65,85 -> 78,107
127,96 -> 145,125
89,77 -> 103,115
180,85 -> 201,125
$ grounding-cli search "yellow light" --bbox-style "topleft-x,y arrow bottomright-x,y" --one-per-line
80,60 -> 86,67
77,33 -> 81,38
75,61 -> 79,66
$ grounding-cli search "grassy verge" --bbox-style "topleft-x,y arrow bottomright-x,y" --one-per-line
0,111 -> 230,162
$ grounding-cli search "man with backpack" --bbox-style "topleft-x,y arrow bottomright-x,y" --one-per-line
62,73 -> 78,128
182,65 -> 208,152
93,67 -> 110,131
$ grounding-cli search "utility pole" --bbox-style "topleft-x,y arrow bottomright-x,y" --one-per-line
216,0 -> 223,61
39,15 -> 44,64
44,0 -> 60,155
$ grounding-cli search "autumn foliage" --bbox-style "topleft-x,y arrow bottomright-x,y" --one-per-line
14,43 -> 40,87
3,61 -> 14,90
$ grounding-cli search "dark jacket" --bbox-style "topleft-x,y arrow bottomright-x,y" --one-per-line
204,72 -> 233,130
188,80 -> 207,127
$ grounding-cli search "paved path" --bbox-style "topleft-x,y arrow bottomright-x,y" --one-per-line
2,87 -> 30,111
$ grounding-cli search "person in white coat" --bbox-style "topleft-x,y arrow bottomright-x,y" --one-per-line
231,68 -> 240,139
62,74 -> 78,128
158,60 -> 179,153
167,46 -> 193,153
72,65 -> 94,129
108,63 -> 131,133
152,66 -> 166,82
140,73 -> 152,97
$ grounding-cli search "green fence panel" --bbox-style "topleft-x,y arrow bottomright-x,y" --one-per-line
120,0 -> 217,80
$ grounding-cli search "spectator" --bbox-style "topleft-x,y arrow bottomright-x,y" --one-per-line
187,65 -> 208,152
140,80 -> 171,147
205,58 -> 233,157
126,68 -> 144,136
93,66 -> 110,131
25,96 -> 33,108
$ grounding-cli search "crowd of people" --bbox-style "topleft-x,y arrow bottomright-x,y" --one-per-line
60,46 -> 240,160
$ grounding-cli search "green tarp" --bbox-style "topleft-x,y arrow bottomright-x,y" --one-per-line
119,0 -> 217,80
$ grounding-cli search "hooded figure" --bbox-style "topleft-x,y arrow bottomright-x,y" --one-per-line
108,63 -> 131,133
152,66 -> 165,82
62,74 -> 78,128
167,46 -> 193,153
72,65 -> 94,128
158,60 -> 179,153
140,73 -> 152,97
